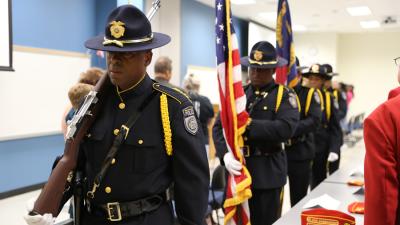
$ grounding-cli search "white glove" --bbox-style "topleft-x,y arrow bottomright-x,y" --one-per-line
23,197 -> 54,225
223,152 -> 242,176
24,214 -> 54,225
327,152 -> 339,162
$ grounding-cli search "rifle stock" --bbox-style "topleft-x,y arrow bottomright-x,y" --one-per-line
33,74 -> 111,216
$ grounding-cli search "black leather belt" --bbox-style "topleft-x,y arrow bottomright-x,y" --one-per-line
243,144 -> 284,157
86,193 -> 168,222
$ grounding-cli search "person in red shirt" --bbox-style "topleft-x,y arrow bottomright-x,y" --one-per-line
364,59 -> 400,225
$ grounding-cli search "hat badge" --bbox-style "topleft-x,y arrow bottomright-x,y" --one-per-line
253,50 -> 263,61
311,64 -> 319,73
110,21 -> 125,39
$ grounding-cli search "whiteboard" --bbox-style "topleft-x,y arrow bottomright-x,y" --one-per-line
186,65 -> 220,105
0,46 -> 90,141
0,0 -> 12,70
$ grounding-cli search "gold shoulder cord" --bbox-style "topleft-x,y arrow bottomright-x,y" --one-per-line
305,88 -> 315,116
275,85 -> 284,113
160,94 -> 173,156
325,92 -> 331,121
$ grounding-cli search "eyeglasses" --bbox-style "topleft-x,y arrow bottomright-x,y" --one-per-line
394,57 -> 400,66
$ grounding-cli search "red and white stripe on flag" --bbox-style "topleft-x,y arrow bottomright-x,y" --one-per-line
215,0 -> 252,225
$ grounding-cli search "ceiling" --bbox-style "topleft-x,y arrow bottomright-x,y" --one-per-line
195,0 -> 400,32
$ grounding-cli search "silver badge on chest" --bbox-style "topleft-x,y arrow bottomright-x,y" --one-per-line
314,91 -> 321,104
288,93 -> 298,109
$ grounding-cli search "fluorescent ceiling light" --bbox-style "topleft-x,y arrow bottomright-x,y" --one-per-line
360,20 -> 380,29
346,6 -> 372,16
258,12 -> 276,21
293,25 -> 307,32
231,0 -> 256,5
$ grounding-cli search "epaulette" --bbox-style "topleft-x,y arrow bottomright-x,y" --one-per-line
152,83 -> 191,104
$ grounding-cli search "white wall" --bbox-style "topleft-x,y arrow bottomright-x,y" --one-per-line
145,0 -> 181,87
294,32 -> 338,68
248,22 -> 276,49
337,32 -> 400,117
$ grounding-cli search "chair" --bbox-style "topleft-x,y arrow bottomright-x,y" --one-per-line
208,165 -> 226,225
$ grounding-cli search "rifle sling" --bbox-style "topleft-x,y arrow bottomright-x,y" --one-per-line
87,90 -> 158,199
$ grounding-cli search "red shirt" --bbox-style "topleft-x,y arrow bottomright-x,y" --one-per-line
364,95 -> 400,225
388,86 -> 400,100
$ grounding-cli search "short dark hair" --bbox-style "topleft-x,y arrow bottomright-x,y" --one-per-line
154,56 -> 172,74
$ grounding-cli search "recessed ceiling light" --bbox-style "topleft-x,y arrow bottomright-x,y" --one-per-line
346,6 -> 372,16
360,20 -> 380,29
293,25 -> 307,32
231,0 -> 256,5
258,12 -> 276,21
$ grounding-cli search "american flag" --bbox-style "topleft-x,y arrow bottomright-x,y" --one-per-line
215,1 -> 252,225
275,0 -> 297,87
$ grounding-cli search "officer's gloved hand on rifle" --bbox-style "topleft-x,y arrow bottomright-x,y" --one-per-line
223,152 -> 243,176
23,197 -> 54,225
327,152 -> 339,162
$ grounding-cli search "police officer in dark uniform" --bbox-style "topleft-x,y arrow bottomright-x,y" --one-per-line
80,5 -> 209,225
322,64 -> 346,174
303,64 -> 342,189
286,58 -> 322,207
213,41 -> 299,225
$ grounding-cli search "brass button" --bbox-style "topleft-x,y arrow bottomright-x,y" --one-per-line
86,133 -> 91,138
113,129 -> 120,136
111,158 -> 116,165
255,90 -> 260,95
263,106 -> 268,110
105,187 -> 112,193
138,139 -> 144,145
119,102 -> 126,109
244,136 -> 248,141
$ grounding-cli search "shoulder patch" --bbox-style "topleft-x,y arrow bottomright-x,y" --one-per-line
153,83 -> 190,104
334,99 -> 339,109
341,91 -> 347,100
182,106 -> 198,135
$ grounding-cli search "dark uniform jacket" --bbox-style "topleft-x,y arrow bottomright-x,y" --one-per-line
286,85 -> 322,161
314,89 -> 342,154
213,80 -> 299,189
80,75 -> 209,225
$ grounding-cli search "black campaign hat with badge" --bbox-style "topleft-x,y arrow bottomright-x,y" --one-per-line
302,64 -> 332,80
241,41 -> 288,69
85,5 -> 170,52
322,63 -> 339,77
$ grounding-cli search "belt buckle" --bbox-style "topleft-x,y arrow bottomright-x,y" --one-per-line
107,202 -> 122,222
120,125 -> 130,140
242,145 -> 250,157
